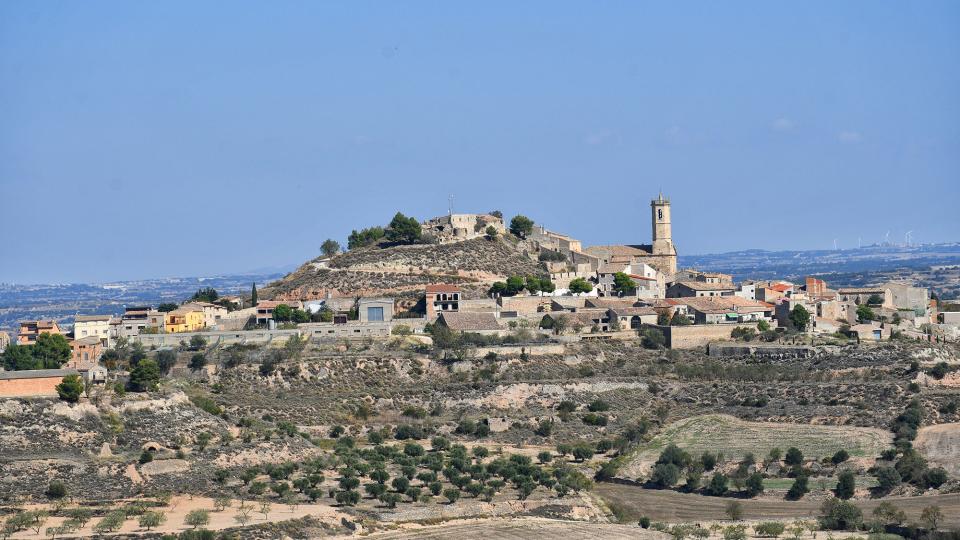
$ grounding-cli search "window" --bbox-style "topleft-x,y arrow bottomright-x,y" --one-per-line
367,306 -> 384,322
658,209 -> 663,220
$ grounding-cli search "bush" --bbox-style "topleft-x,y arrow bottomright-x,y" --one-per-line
650,463 -> 680,488
875,467 -> 901,493
639,517 -> 651,529
581,413 -> 608,426
139,450 -> 154,464
705,473 -> 729,496
831,449 -> 850,465
785,447 -> 804,466
45,480 -> 67,499
587,399 -> 610,412
55,374 -> 83,403
641,328 -> 666,349
754,522 -> 786,537
819,498 -> 863,531
835,471 -> 856,500
786,476 -> 809,500
744,473 -> 764,497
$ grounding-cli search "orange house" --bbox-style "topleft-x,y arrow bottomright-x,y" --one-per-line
18,320 -> 63,345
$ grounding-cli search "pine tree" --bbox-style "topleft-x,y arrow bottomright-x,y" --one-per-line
251,282 -> 258,307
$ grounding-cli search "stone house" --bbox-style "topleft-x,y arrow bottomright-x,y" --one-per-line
436,312 -> 502,334
422,213 -> 505,244
667,281 -> 736,298
837,287 -> 890,307
68,337 -> 103,369
0,331 -> 9,353
607,306 -> 658,329
541,309 -> 611,333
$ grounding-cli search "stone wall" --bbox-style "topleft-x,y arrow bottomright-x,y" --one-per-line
707,342 -> 815,358
657,324 -> 753,349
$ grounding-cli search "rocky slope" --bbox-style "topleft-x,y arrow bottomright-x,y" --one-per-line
262,237 -> 544,300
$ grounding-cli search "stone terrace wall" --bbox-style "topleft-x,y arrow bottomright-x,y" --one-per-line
658,324 -> 753,349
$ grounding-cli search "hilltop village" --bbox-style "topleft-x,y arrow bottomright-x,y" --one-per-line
2,195 -> 959,539
1,194 -> 952,395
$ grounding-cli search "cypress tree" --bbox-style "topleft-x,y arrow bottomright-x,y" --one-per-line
251,282 -> 258,307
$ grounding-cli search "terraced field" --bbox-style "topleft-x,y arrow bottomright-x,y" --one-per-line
914,422 -> 960,476
366,518 -> 667,539
620,414 -> 891,479
595,484 -> 960,529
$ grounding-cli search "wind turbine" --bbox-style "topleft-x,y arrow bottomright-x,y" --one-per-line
905,231 -> 913,247
833,239 -> 838,251
884,231 -> 890,246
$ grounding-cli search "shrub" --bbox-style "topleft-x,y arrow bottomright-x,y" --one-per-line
874,467 -> 901,493
587,399 -> 610,412
650,464 -> 680,488
55,375 -> 83,403
641,328 -> 666,349
184,510 -> 209,530
786,476 -> 809,500
745,473 -> 764,497
581,413 -> 608,426
639,517 -> 651,529
45,481 -> 67,499
705,473 -> 729,496
754,522 -> 786,537
725,501 -> 743,521
819,498 -> 863,531
443,488 -> 460,504
785,447 -> 804,466
831,449 -> 850,465
835,471 -> 856,500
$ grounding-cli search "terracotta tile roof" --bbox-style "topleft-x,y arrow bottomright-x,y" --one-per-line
585,298 -> 639,309
598,262 -> 629,274
674,281 -> 736,291
609,306 -> 658,317
71,337 -> 102,346
426,284 -> 462,294
671,296 -> 773,314
770,283 -> 794,293
438,311 -> 501,332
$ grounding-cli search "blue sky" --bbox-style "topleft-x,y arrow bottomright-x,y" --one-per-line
1,2 -> 958,283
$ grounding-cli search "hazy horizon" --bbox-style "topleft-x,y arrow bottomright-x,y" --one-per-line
2,2 -> 959,283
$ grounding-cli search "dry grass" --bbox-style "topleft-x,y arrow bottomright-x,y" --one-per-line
620,414 -> 891,479
914,422 -> 960,476
363,517 -> 668,539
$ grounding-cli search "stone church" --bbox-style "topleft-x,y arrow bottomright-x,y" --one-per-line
583,193 -> 678,275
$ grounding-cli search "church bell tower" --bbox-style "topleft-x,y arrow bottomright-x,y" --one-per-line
651,192 -> 672,256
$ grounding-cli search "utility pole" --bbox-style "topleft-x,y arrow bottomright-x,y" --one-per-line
448,195 -> 454,217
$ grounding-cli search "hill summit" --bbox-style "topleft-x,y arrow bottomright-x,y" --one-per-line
261,236 -> 544,301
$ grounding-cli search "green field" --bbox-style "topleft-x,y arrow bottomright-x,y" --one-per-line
620,414 -> 891,479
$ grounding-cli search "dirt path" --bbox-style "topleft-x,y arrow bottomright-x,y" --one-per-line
595,483 -> 960,529
8,495 -> 349,539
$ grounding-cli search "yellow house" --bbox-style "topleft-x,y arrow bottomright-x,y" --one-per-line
164,307 -> 205,333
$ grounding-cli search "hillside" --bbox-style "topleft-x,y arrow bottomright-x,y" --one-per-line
262,237 -> 544,300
